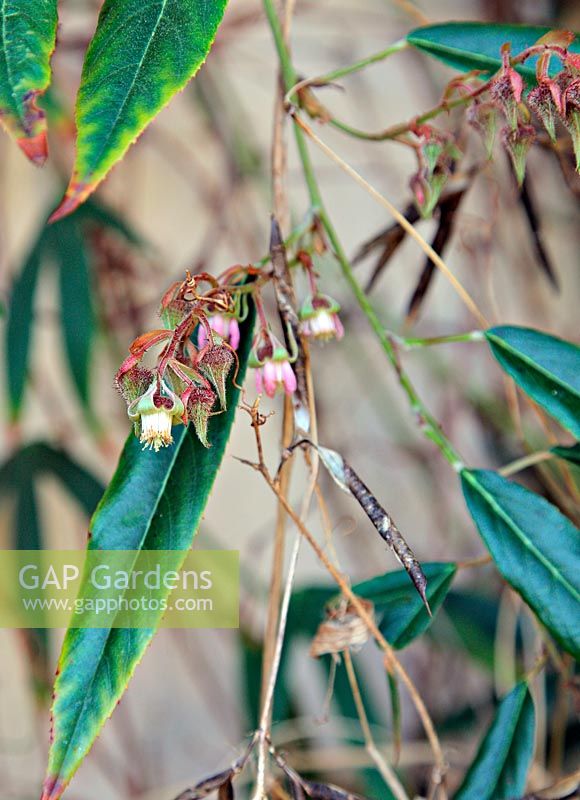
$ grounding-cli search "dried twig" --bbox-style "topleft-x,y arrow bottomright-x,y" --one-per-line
241,404 -> 447,795
343,649 -> 410,800
517,174 -> 559,289
405,187 -> 466,325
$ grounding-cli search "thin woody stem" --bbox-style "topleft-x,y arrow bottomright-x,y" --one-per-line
343,649 -> 411,800
243,408 -> 446,789
285,39 -> 408,106
263,0 -> 464,470
266,468 -> 447,790
293,113 -> 489,328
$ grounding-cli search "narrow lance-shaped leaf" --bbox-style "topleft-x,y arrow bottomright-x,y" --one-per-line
454,681 -> 535,800
0,443 -> 104,521
317,445 -> 430,611
50,0 -> 229,222
286,563 -> 455,653
407,23 -> 580,83
0,0 -> 58,163
461,469 -> 580,660
5,241 -> 43,419
55,218 -> 95,413
41,305 -> 254,800
485,326 -> 580,438
5,200 -> 144,421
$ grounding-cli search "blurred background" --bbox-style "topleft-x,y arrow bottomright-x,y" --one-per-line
1,0 -> 579,798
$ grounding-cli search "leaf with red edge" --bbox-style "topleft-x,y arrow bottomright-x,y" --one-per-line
50,0 -> 229,221
0,0 -> 58,164
40,301 -> 254,800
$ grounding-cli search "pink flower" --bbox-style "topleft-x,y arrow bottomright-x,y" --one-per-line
299,293 -> 344,342
255,358 -> 297,398
198,314 -> 240,350
250,333 -> 297,398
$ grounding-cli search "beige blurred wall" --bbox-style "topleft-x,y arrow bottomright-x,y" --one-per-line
1,1 -> 579,798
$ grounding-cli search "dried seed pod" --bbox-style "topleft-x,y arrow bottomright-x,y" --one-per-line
174,766 -> 235,799
310,599 -> 374,657
317,445 -> 430,613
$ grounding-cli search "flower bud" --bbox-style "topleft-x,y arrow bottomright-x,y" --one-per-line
198,344 -> 235,409
490,46 -> 524,129
115,357 -> 153,404
527,83 -> 559,141
501,123 -> 536,185
186,386 -> 216,448
250,337 -> 297,398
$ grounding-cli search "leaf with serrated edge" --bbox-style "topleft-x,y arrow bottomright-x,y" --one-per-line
462,469 -> 580,659
485,326 -> 580,438
41,305 -> 254,800
50,0 -> 229,221
454,681 -> 535,800
0,0 -> 58,163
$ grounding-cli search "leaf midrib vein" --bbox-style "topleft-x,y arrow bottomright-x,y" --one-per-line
465,472 -> 580,603
489,334 -> 580,398
0,0 -> 22,124
84,0 -> 170,175
53,428 -> 186,779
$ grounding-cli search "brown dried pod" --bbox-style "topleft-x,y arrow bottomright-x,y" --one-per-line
316,445 -> 430,613
310,598 -> 374,658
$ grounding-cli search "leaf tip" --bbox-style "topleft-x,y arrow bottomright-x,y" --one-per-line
17,132 -> 48,166
49,182 -> 93,224
40,775 -> 64,800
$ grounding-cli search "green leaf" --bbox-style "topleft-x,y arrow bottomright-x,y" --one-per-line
0,0 -> 58,163
551,442 -> 580,467
50,0 -> 229,221
4,200 -> 143,421
0,443 -> 104,691
355,562 -> 457,649
285,563 -> 456,652
54,219 -> 95,412
461,469 -> 580,659
454,681 -> 535,800
440,591 -> 500,672
485,326 -> 580,438
5,240 -> 43,419
407,23 -> 580,83
0,443 -> 104,518
41,305 -> 254,800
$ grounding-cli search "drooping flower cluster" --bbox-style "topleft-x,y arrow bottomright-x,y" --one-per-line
245,243 -> 345,399
115,274 -> 238,450
474,31 -> 580,182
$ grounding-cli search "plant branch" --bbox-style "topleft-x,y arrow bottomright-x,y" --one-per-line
343,649 -> 411,800
285,39 -> 408,106
263,0 -> 464,471
242,400 -> 447,793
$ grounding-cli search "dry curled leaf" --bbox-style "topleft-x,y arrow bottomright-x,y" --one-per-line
310,598 -> 374,657
514,769 -> 580,799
